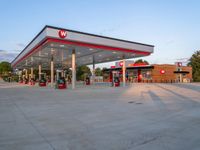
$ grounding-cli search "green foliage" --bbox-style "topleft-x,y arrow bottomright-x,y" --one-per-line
12,75 -> 19,82
0,61 -> 12,76
134,59 -> 149,65
188,50 -> 200,82
95,67 -> 103,76
76,65 -> 91,81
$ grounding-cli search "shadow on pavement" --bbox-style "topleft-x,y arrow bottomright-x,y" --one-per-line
155,84 -> 200,106
170,83 -> 200,92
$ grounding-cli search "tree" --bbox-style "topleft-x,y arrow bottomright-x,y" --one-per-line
0,61 -> 12,76
134,59 -> 149,65
187,50 -> 200,82
76,65 -> 91,81
95,67 -> 103,76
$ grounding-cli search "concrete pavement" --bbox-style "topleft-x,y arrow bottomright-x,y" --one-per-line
0,83 -> 200,150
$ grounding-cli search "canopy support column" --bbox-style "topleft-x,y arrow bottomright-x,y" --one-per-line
72,49 -> 76,89
31,67 -> 34,79
19,70 -> 22,81
38,64 -> 41,80
122,58 -> 126,87
25,69 -> 28,79
92,56 -> 95,84
51,57 -> 54,88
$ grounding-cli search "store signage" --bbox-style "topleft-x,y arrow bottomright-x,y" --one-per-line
177,62 -> 182,67
160,70 -> 165,74
119,61 -> 123,67
58,30 -> 67,38
175,62 -> 182,67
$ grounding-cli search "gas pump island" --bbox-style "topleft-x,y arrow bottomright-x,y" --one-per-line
55,70 -> 67,89
11,25 -> 154,89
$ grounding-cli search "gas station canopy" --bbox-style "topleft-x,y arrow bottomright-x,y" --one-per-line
11,25 -> 154,69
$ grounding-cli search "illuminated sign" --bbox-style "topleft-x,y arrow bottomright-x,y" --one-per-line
175,62 -> 183,67
177,62 -> 182,67
58,30 -> 67,38
160,70 -> 165,74
119,61 -> 123,67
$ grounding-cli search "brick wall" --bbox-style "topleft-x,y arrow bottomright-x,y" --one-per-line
152,64 -> 192,83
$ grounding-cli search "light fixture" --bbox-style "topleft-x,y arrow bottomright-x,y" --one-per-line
51,49 -> 55,55
131,53 -> 135,56
89,48 -> 93,51
112,51 -> 117,54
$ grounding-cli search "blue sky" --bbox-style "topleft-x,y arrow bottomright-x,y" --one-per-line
0,0 -> 200,66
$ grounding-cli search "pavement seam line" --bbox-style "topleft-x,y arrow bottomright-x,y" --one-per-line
11,100 -> 56,150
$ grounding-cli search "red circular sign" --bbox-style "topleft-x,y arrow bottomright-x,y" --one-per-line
160,70 -> 165,74
119,61 -> 123,67
58,30 -> 67,38
177,62 -> 182,67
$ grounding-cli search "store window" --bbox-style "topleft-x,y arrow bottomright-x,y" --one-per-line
177,68 -> 182,71
142,70 -> 152,80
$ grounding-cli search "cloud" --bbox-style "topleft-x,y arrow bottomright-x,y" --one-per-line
0,50 -> 18,62
15,43 -> 26,51
98,25 -> 121,35
165,40 -> 174,45
0,42 -> 26,63
16,43 -> 26,48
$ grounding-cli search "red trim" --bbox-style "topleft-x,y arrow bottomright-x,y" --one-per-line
13,37 -> 151,68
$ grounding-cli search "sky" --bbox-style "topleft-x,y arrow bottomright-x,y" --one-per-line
0,0 -> 200,67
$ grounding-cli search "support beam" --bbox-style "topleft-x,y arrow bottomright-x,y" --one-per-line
72,49 -> 76,89
122,59 -> 126,87
51,57 -> 54,88
38,64 -> 41,80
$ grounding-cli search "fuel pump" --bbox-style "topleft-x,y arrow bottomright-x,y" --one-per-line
23,75 -> 28,84
85,76 -> 90,85
29,74 -> 35,86
55,69 -> 66,89
18,70 -> 23,84
112,71 -> 120,87
39,73 -> 47,87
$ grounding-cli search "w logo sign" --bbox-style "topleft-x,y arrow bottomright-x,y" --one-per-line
58,30 -> 67,38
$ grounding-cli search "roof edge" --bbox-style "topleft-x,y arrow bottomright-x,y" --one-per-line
11,25 -> 154,66
45,25 -> 155,47
11,25 -> 48,65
